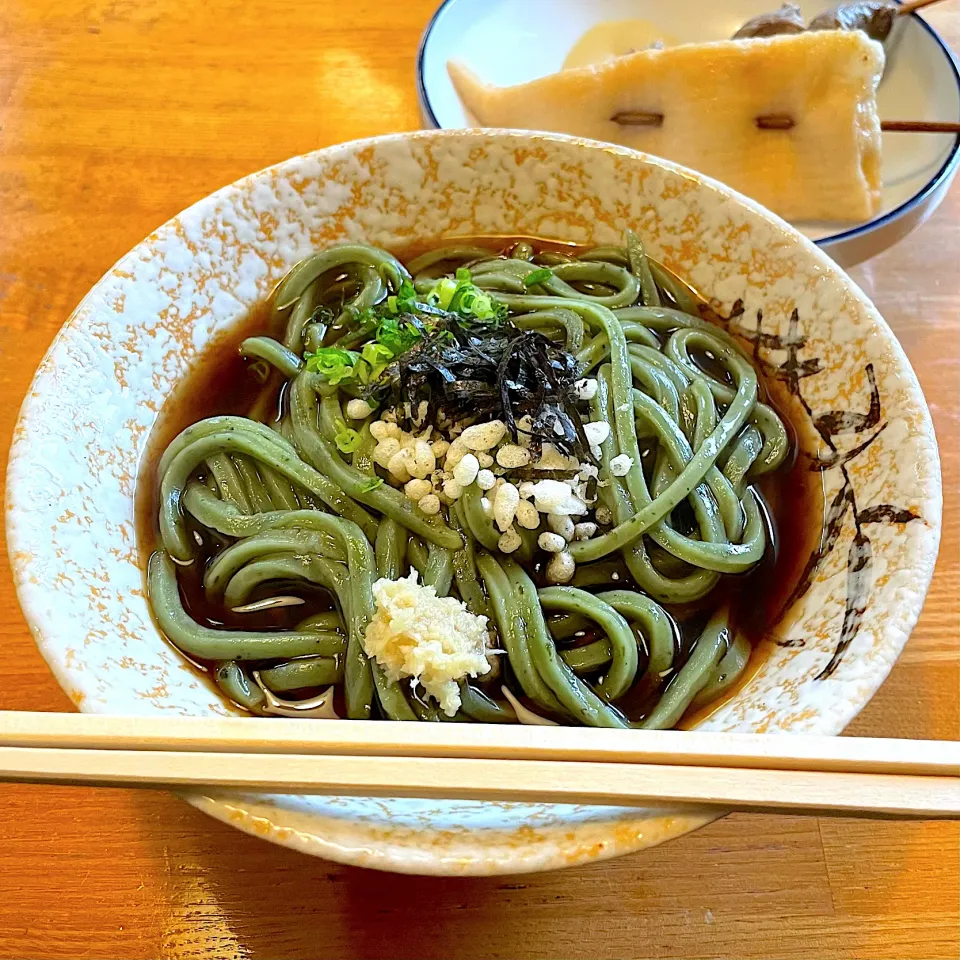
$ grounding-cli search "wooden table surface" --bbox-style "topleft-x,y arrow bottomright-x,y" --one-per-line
0,2 -> 957,957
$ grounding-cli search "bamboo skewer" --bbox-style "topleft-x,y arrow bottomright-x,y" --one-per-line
0,713 -> 956,818
613,112 -> 960,134
755,116 -> 960,133
880,119 -> 960,133
897,0 -> 948,16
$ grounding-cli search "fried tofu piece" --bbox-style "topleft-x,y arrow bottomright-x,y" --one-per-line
448,31 -> 884,223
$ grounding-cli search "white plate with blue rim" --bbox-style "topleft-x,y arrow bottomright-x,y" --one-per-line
417,0 -> 960,268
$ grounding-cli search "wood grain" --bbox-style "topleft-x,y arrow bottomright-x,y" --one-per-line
0,1 -> 956,957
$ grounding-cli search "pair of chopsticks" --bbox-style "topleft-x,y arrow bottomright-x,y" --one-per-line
0,712 -> 956,819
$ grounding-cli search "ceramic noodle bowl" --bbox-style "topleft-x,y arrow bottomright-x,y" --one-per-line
6,131 -> 941,875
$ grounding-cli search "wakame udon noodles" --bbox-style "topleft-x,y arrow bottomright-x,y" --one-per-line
143,234 -> 809,728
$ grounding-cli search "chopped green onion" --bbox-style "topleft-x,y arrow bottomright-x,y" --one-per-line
362,341 -> 395,365
353,359 -> 373,384
523,268 -> 553,288
374,317 -> 420,355
383,280 -> 417,316
447,282 -> 469,313
360,341 -> 396,382
306,270 -> 507,386
427,277 -> 458,310
304,347 -> 362,385
333,419 -> 364,453
351,306 -> 377,329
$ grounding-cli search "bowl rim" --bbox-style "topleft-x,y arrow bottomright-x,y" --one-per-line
414,0 -> 960,251
6,128 -> 943,875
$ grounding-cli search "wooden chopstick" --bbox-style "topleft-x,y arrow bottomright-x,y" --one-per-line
0,713 -> 956,776
0,713 -> 956,818
0,746 -> 956,818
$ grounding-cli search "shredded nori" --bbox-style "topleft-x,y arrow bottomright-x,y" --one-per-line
371,314 -> 594,463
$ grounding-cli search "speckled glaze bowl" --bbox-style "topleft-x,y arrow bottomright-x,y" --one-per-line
7,130 -> 941,875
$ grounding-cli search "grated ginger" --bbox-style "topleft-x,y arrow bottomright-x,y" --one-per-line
362,570 -> 491,716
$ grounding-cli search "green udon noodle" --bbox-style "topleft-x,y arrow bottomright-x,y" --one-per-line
146,234 -> 789,727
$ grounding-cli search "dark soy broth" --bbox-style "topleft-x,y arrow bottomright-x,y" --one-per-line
134,300 -> 330,640
136,236 -> 826,725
